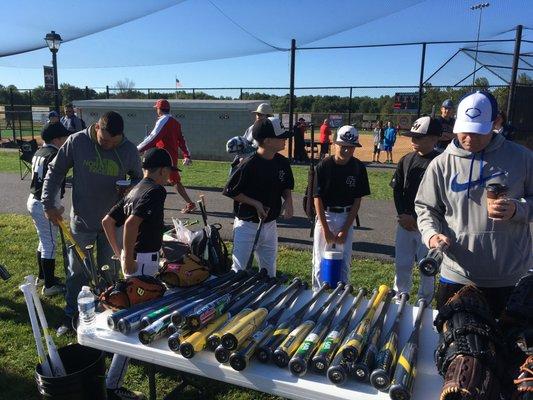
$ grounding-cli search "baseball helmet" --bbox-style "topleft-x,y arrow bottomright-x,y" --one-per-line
226,136 -> 247,153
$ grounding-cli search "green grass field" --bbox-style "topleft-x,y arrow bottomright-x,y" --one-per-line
0,152 -> 394,200
0,213 -> 424,399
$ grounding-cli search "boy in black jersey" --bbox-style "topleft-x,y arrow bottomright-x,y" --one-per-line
390,116 -> 441,302
101,148 -> 176,400
27,122 -> 70,296
312,126 -> 370,290
223,117 -> 294,277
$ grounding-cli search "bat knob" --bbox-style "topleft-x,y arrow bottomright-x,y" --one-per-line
370,369 -> 391,391
229,353 -> 246,371
389,383 -> 411,400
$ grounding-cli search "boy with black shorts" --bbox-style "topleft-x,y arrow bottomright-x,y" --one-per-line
390,116 -> 441,302
312,125 -> 370,290
223,117 -> 294,277
27,122 -> 70,295
101,147 -> 177,400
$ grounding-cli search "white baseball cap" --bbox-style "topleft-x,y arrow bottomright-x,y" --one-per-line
251,103 -> 273,116
453,91 -> 498,135
335,125 -> 362,147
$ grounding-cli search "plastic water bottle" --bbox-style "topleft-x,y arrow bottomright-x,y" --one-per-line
78,286 -> 96,335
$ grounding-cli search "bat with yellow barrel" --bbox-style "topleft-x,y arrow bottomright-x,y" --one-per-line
179,313 -> 230,358
370,291 -> 409,391
352,288 -> 395,381
289,284 -> 353,376
256,282 -> 329,364
326,289 -> 380,385
215,278 -> 303,363
311,287 -> 367,374
206,277 -> 284,351
273,282 -> 345,368
340,284 -> 390,362
228,282 -> 306,371
389,298 -> 427,400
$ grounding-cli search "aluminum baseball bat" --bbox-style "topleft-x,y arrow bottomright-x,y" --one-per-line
389,299 -> 427,400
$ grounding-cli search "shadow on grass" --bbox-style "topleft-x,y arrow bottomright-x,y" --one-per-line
353,241 -> 395,257
0,368 -> 39,400
0,294 -> 65,328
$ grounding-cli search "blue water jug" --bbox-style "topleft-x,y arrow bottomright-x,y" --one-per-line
320,245 -> 344,287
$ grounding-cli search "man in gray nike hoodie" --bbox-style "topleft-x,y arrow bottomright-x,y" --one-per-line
42,111 -> 142,333
415,91 -> 532,317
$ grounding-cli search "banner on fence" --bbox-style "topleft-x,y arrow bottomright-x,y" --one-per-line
328,114 -> 343,128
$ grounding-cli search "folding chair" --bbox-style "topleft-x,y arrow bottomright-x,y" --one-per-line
16,138 -> 38,180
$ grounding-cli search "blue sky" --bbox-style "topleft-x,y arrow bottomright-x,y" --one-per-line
0,0 -> 531,95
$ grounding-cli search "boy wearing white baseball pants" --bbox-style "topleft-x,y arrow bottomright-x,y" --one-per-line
312,126 -> 370,290
390,116 -> 441,302
223,117 -> 294,277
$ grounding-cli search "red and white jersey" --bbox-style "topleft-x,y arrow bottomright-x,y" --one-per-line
137,114 -> 191,162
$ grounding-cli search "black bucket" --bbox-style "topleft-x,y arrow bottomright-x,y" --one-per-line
35,343 -> 107,399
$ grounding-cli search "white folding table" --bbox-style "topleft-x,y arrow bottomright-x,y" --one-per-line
79,290 -> 443,400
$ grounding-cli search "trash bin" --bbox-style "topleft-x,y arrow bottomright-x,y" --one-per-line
35,343 -> 106,399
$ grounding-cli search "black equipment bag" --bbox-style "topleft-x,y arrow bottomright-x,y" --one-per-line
190,223 -> 230,276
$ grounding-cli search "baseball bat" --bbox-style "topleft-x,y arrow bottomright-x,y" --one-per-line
341,284 -> 390,361
205,276 -> 283,351
180,313 -> 230,359
118,271 -> 247,333
311,287 -> 367,374
326,289 -> 380,385
256,282 -> 329,364
57,220 -> 95,287
229,281 -> 307,371
25,275 -> 67,377
273,282 -> 345,368
289,284 -> 353,376
168,270 -> 262,327
215,278 -> 302,364
389,298 -> 427,400
168,325 -> 192,352
19,283 -> 53,376
220,277 -> 302,351
370,292 -> 409,391
245,214 -> 267,271
418,241 -> 448,277
107,270 -> 240,330
352,288 -> 395,381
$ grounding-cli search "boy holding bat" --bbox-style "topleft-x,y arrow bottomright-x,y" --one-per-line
312,126 -> 370,290
223,117 -> 294,277
102,147 -> 176,400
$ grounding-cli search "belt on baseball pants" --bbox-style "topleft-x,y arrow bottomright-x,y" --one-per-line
326,206 -> 351,213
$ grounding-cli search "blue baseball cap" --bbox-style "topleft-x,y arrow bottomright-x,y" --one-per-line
441,99 -> 454,109
48,111 -> 60,119
453,91 -> 498,135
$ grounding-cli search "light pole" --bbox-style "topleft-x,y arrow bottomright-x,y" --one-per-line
44,31 -> 63,112
470,2 -> 490,88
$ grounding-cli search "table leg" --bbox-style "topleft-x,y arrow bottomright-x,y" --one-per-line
148,363 -> 157,400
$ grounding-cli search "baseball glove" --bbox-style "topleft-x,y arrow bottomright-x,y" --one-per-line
99,275 -> 166,310
440,355 -> 503,400
158,254 -> 209,287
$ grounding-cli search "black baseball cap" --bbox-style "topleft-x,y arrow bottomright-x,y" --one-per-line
252,117 -> 293,140
41,122 -> 70,142
142,148 -> 180,171
402,116 -> 442,138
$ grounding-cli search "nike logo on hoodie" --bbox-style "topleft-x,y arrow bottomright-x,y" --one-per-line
450,171 -> 506,192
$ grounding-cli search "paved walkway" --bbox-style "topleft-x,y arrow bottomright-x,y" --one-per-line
0,172 -> 396,262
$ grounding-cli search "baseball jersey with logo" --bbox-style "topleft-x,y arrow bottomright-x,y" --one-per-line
223,153 -> 294,223
29,144 -> 64,201
108,178 -> 166,253
313,156 -> 370,207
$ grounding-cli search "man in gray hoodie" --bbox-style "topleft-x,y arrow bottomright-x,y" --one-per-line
415,91 -> 532,317
42,111 -> 142,335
